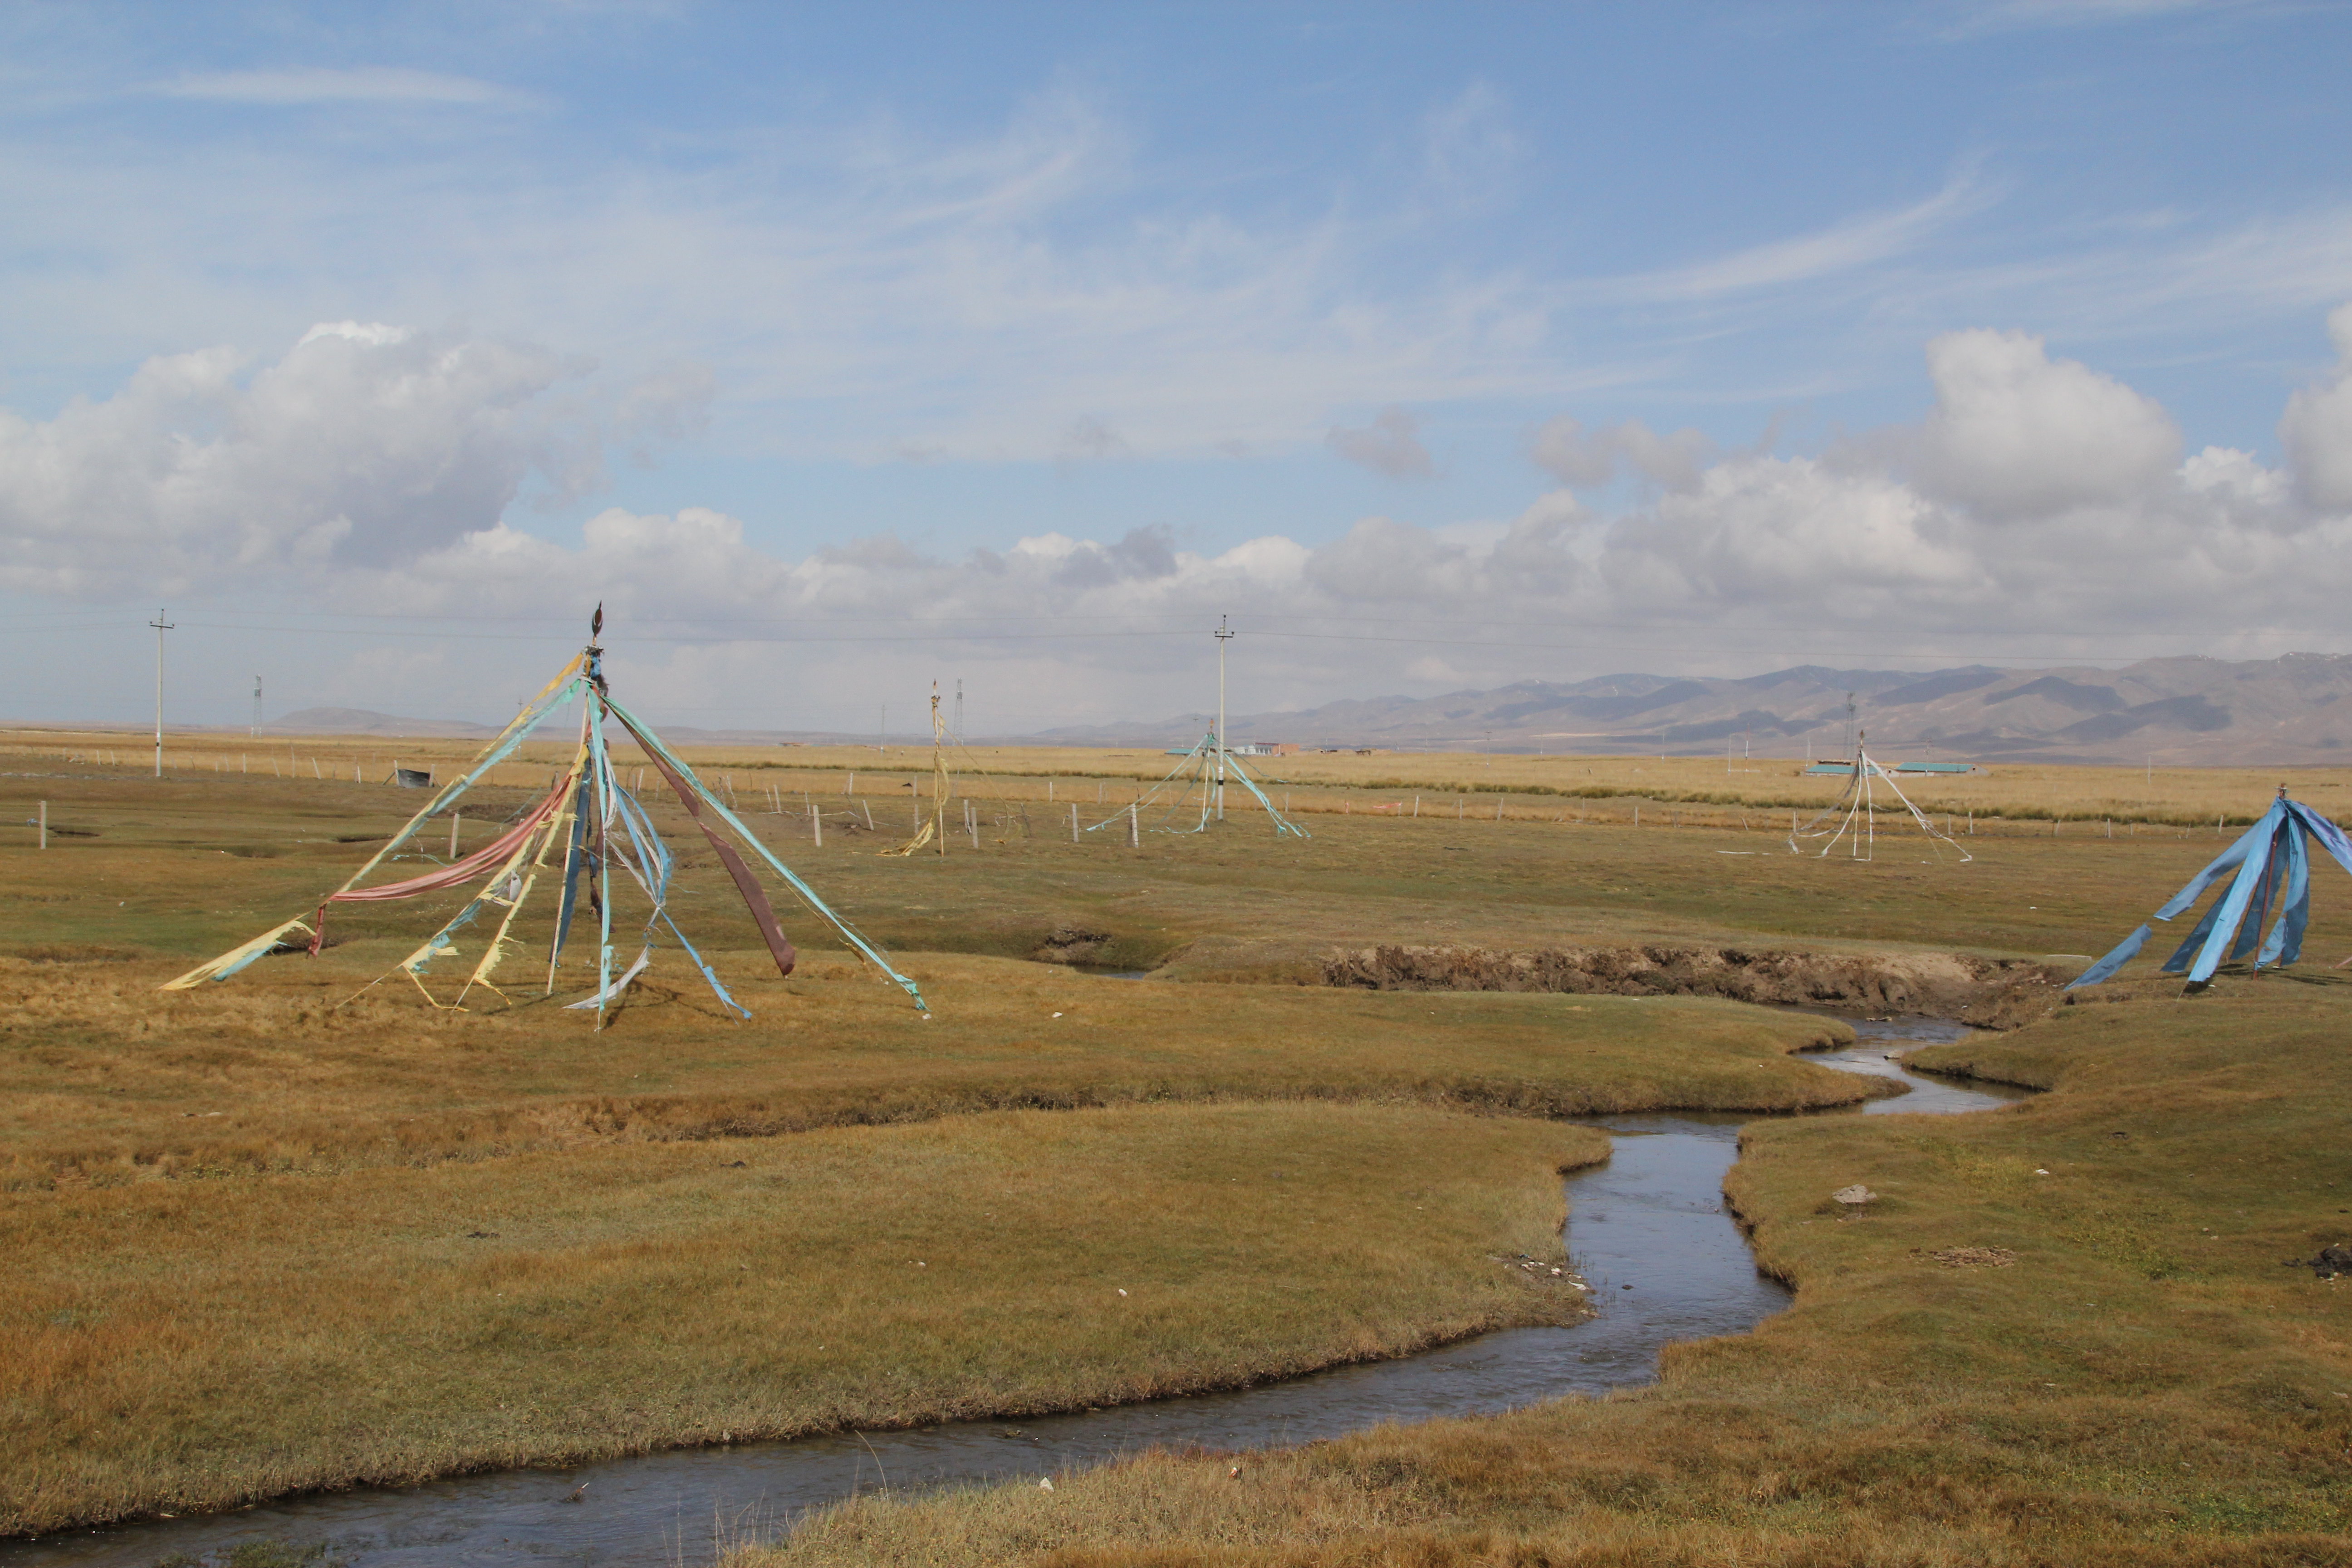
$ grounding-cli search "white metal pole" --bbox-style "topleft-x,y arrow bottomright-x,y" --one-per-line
149,608 -> 173,776
1214,616 -> 1233,821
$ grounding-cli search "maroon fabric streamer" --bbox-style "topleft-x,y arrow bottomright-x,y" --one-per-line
613,710 -> 797,980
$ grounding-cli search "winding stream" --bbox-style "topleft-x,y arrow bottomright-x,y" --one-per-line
6,1019 -> 2029,1568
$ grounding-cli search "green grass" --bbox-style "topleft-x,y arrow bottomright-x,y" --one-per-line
9,760 -> 2352,1561
8,764 -> 2339,977
739,980 -> 2352,1567
2,951 -> 1861,1192
0,1100 -> 1602,1534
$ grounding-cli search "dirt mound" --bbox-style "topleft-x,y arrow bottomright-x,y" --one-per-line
1321,943 -> 2064,1029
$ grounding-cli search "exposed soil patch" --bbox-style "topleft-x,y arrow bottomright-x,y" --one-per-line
1322,943 -> 2066,1029
1032,923 -> 1113,965
1926,1245 -> 2017,1269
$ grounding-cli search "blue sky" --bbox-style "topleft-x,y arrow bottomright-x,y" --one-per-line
5,1 -> 2352,733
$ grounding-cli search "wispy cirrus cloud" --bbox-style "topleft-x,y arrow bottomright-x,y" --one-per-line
1935,0 -> 2254,39
1606,169 -> 1999,303
154,66 -> 534,108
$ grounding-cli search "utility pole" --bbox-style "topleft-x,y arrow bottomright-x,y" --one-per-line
149,608 -> 174,776
251,676 -> 263,738
1214,614 -> 1234,822
954,679 -> 964,744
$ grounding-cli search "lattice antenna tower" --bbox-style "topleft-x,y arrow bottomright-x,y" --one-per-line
1081,615 -> 1308,842
1787,728 -> 1970,864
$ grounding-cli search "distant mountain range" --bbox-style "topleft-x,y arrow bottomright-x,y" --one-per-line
265,653 -> 2352,766
1033,654 -> 2352,765
268,707 -> 501,739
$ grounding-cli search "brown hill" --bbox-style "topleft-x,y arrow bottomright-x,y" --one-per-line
1037,653 -> 2352,765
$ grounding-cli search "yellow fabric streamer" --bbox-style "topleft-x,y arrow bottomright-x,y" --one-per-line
160,916 -> 316,991
161,654 -> 586,995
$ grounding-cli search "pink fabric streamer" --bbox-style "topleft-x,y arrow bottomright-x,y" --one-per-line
309,774 -> 572,953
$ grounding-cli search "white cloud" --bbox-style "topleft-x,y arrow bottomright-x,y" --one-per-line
2281,302 -> 2352,510
1607,171 -> 1994,302
1937,0 -> 2231,38
1418,83 -> 1520,212
12,307 -> 2352,731
158,67 -> 529,108
1906,327 -> 2181,516
1326,407 -> 1434,479
0,81 -> 1644,466
0,324 -> 591,596
1530,416 -> 1713,493
1605,455 -> 1980,614
1578,309 -> 2352,652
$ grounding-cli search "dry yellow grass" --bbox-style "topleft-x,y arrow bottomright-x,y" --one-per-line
735,980 -> 2352,1568
8,726 -> 2348,830
9,744 -> 2347,1001
1,952 -> 1859,1193
0,1100 -> 1602,1534
0,775 -> 1872,1534
8,749 -> 2352,1560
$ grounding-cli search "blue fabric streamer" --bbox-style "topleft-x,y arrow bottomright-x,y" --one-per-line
2067,924 -> 2151,990
2152,806 -> 2274,920
2229,824 -> 2291,962
2259,823 -> 2312,967
2185,830 -> 2278,984
2082,794 -> 2352,988
2160,886 -> 2239,973
2292,801 -> 2352,877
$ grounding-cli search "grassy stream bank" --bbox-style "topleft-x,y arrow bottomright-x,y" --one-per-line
742,980 -> 2352,1567
5,755 -> 2350,1560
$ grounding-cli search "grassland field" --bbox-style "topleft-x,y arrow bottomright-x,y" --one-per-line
3,741 -> 2351,1563
10,727 -> 2352,828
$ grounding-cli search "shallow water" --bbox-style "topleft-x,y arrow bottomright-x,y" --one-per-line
5,1019 -> 2029,1568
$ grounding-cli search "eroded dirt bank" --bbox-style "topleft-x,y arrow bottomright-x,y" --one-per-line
1323,943 -> 2066,1029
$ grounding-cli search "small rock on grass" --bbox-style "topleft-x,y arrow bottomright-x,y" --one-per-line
1832,1185 -> 1877,1206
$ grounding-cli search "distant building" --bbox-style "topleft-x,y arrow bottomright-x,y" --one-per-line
1802,760 -> 1977,776
1226,740 -> 1297,756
